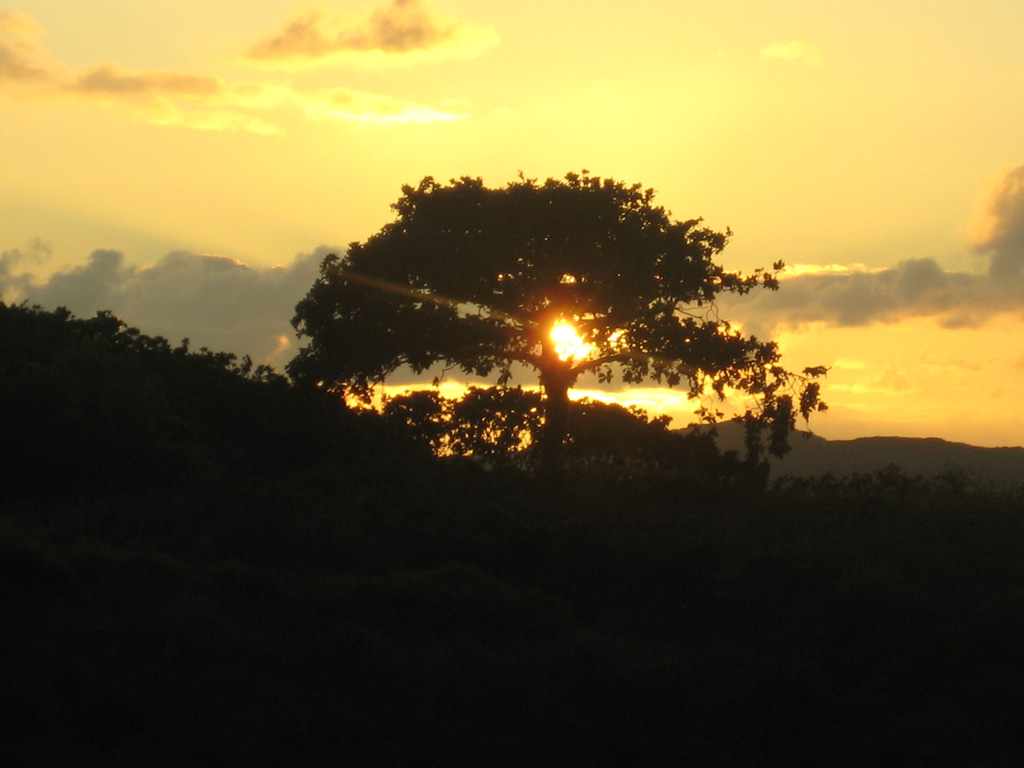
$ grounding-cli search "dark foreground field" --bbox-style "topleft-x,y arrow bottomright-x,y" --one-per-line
6,466 -> 1024,767
4,302 -> 1024,766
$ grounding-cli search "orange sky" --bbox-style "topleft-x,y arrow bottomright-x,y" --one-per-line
3,1 -> 1024,446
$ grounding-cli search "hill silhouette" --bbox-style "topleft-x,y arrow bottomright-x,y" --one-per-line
704,419 -> 1024,490
4,302 -> 1024,766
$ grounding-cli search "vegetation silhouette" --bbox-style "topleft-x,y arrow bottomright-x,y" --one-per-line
382,385 -> 744,484
4,300 -> 1024,766
289,171 -> 827,472
0,301 -> 416,501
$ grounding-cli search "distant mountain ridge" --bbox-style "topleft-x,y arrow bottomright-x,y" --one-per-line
700,421 -> 1024,489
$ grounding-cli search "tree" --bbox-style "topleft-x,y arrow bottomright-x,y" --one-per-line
380,386 -> 743,488
382,386 -> 542,464
289,171 -> 826,471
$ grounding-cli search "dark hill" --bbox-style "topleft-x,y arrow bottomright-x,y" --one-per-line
7,302 -> 1024,766
703,420 -> 1024,489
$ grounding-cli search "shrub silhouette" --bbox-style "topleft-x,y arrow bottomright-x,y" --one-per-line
0,301 -> 379,499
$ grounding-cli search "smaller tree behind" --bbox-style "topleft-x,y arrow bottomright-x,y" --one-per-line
382,386 -> 542,464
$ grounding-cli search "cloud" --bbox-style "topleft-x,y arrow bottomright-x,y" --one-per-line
247,0 -> 498,68
0,238 -> 51,297
0,10 -> 55,83
968,165 -> 1024,280
55,63 -> 292,134
69,64 -> 224,97
7,251 -> 1015,375
0,12 -> 470,132
761,41 -> 823,66
65,70 -> 466,130
34,249 -> 132,313
0,247 -> 332,366
300,86 -> 467,123
723,257 -> 1024,339
724,169 -> 1024,335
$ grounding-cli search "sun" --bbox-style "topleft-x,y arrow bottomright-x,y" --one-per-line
550,321 -> 592,362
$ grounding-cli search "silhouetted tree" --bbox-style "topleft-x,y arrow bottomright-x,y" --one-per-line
380,386 -> 743,489
382,386 -> 542,465
290,172 -> 826,471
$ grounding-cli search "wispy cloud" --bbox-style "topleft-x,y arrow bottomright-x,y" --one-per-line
247,0 -> 498,68
761,41 -> 823,66
0,11 -> 471,132
300,86 -> 467,123
62,65 -> 465,130
55,63 -> 289,134
68,64 -> 223,98
829,365 -> 916,395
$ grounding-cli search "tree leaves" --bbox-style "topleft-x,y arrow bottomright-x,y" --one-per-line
290,171 -> 827,462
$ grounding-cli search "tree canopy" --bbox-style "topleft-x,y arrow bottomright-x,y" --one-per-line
289,171 -> 826,467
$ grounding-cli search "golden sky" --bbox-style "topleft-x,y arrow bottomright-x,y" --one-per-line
3,0 -> 1024,446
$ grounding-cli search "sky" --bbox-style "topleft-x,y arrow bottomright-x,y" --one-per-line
3,0 -> 1024,446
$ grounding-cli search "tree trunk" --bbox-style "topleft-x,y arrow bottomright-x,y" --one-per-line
538,364 -> 573,477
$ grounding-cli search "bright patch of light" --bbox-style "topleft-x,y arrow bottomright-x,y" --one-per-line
761,41 -> 823,66
781,263 -> 883,278
551,321 -> 592,361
